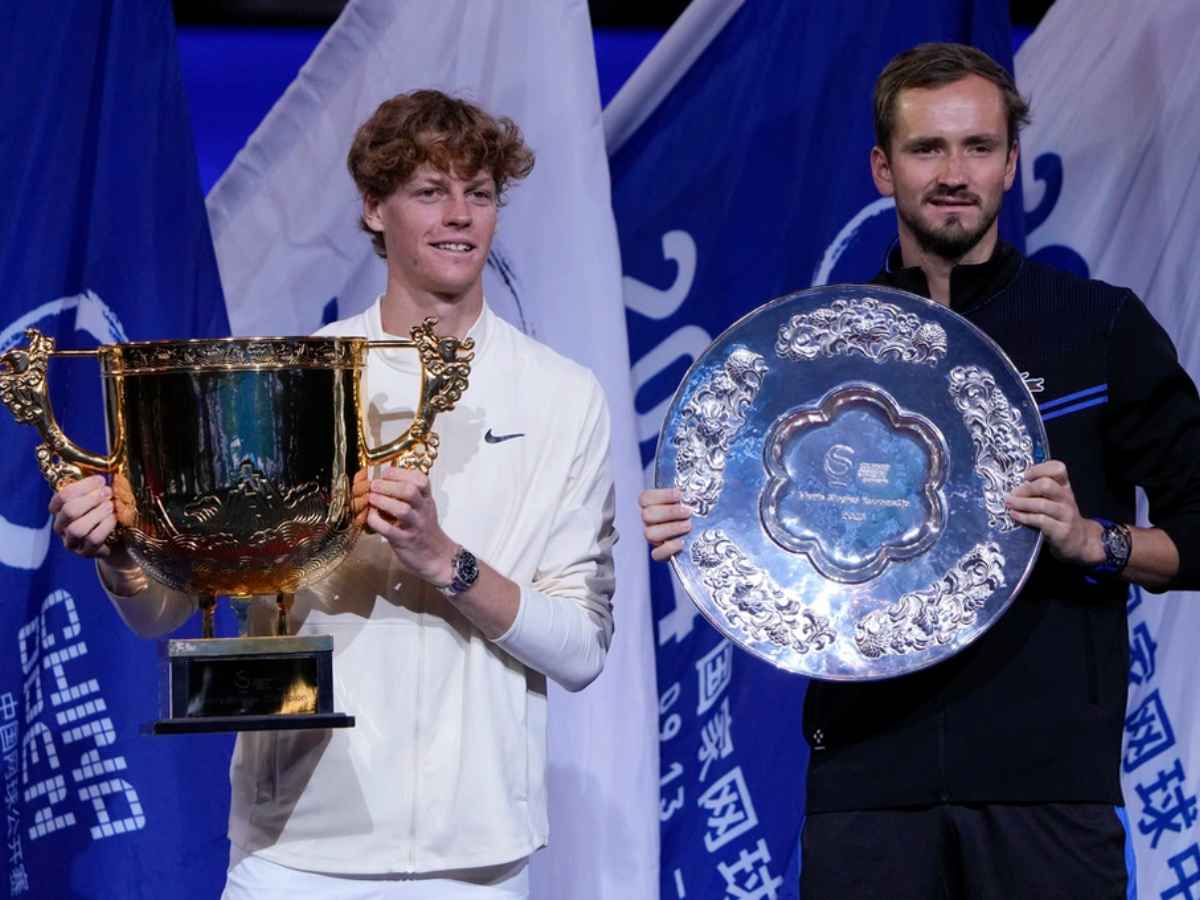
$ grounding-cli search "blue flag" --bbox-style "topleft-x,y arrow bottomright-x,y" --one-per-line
608,3 -> 1020,897
0,2 -> 230,897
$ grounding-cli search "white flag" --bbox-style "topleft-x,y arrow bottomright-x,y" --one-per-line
1018,3 -> 1200,896
205,2 -> 658,897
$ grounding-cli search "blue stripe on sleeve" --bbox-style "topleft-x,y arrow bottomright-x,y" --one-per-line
1039,382 -> 1108,412
1042,395 -> 1109,421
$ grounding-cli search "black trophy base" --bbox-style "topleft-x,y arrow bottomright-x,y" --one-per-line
151,712 -> 355,735
152,634 -> 355,735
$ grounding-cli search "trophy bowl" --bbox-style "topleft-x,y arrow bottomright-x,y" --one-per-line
0,319 -> 472,601
0,320 -> 473,733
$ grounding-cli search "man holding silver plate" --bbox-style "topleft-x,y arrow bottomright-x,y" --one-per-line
48,92 -> 617,898
643,43 -> 1200,898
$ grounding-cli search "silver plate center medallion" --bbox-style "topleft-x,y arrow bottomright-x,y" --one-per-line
760,382 -> 948,583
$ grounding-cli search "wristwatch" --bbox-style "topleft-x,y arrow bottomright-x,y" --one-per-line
1090,518 -> 1132,576
438,546 -> 480,597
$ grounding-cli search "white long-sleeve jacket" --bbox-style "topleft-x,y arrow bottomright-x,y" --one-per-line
106,299 -> 617,873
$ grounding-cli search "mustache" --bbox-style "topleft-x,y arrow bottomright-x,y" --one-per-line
925,187 -> 981,205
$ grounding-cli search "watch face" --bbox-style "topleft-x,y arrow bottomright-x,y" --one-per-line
1116,528 -> 1131,557
456,549 -> 480,587
1101,523 -> 1132,571
463,556 -> 479,581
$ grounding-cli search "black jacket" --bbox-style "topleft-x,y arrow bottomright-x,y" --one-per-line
804,242 -> 1200,812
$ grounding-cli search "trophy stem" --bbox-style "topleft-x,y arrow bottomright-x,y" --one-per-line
229,597 -> 252,637
199,594 -> 216,639
276,592 -> 294,637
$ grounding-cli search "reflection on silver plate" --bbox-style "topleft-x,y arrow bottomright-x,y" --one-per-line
655,285 -> 1047,681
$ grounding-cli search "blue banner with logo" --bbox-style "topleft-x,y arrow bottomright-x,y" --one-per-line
0,2 -> 230,897
608,3 -> 1019,896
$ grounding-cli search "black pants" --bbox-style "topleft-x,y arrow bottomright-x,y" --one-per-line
801,804 -> 1127,900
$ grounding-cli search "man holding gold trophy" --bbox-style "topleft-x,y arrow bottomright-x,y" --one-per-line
44,92 -> 617,898
644,43 -> 1200,898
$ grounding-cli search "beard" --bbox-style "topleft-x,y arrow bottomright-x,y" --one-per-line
899,190 -> 1001,261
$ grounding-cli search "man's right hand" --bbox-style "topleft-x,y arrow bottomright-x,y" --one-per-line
48,475 -> 123,560
49,475 -> 149,595
640,487 -> 693,562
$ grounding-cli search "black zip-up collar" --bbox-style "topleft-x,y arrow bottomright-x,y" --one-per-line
873,240 -> 1023,315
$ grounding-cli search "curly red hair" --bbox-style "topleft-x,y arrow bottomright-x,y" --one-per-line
347,90 -> 535,258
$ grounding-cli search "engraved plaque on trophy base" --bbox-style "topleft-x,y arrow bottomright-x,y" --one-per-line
152,635 -> 355,734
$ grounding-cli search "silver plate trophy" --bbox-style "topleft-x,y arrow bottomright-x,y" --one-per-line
655,284 -> 1048,681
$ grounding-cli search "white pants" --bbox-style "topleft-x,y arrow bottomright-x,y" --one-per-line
222,845 -> 530,900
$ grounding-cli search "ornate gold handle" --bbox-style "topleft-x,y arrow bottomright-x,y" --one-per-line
0,329 -> 118,489
362,317 -> 474,473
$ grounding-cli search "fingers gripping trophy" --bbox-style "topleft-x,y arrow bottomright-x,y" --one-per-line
0,320 -> 473,732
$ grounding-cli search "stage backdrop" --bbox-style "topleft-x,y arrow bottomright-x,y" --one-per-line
604,1 -> 1021,896
203,1 -> 659,898
0,2 -> 232,899
1017,2 -> 1200,898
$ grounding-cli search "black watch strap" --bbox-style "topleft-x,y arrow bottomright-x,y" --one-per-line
1091,518 -> 1132,576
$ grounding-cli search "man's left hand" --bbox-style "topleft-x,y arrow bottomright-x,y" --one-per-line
1005,460 -> 1103,566
366,466 -> 457,586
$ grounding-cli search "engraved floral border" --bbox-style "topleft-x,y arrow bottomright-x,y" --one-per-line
776,297 -> 948,366
855,542 -> 1006,658
671,348 -> 767,516
948,365 -> 1034,532
690,528 -> 835,654
114,338 -> 362,374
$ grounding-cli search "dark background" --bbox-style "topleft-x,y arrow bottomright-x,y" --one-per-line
173,0 -> 1054,28
172,0 -> 1055,192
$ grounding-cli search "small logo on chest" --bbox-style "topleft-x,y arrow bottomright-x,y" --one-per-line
484,428 -> 525,444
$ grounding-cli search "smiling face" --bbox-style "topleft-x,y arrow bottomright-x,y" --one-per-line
362,163 -> 498,302
871,74 -> 1017,265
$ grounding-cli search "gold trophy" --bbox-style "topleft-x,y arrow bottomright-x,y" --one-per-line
0,321 -> 472,733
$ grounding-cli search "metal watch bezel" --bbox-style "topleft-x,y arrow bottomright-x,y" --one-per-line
440,546 -> 479,597
1092,518 -> 1132,576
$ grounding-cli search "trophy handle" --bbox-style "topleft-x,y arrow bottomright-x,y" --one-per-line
0,328 -> 118,489
362,317 -> 474,473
